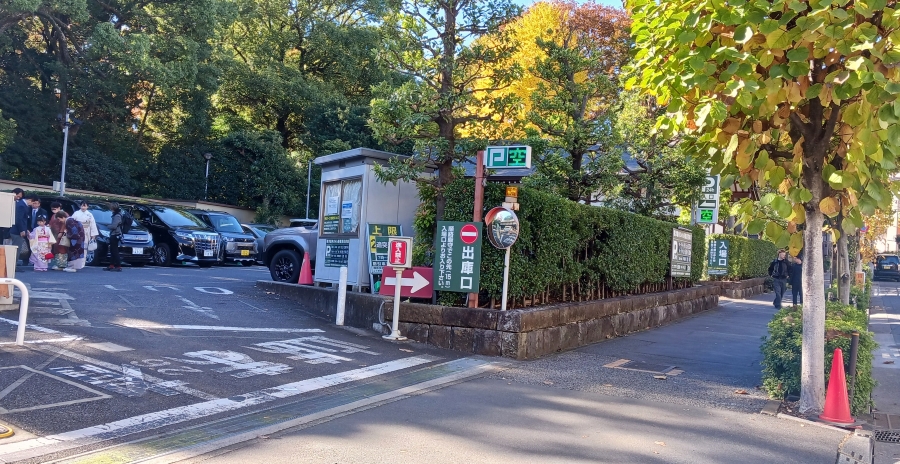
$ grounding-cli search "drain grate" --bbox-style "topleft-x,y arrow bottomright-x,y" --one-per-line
604,359 -> 677,374
875,430 -> 900,443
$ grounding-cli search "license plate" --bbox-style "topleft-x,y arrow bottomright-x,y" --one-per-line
884,265 -> 892,269
132,247 -> 143,255
204,250 -> 214,257
241,250 -> 250,256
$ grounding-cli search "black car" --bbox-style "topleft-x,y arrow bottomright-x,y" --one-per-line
186,209 -> 258,265
38,197 -> 154,267
874,254 -> 900,281
125,204 -> 221,267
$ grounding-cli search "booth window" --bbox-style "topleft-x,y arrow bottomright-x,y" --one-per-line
321,178 -> 362,236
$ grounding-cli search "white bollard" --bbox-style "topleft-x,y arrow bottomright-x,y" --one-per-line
383,267 -> 407,341
1,278 -> 30,345
336,266 -> 348,326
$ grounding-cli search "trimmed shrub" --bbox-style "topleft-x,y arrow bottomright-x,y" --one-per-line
760,300 -> 876,415
707,234 -> 778,280
415,179 -> 706,306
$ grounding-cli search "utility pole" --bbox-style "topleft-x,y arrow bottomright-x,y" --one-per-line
59,108 -> 74,197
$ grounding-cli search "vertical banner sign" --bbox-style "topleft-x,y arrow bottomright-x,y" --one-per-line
434,221 -> 482,293
366,223 -> 401,275
670,228 -> 693,277
696,175 -> 721,224
708,239 -> 730,275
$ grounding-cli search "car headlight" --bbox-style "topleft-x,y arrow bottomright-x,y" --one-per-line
174,231 -> 194,240
223,236 -> 234,242
99,230 -> 110,238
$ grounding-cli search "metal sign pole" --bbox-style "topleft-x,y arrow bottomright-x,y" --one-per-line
501,247 -> 511,311
383,267 -> 407,340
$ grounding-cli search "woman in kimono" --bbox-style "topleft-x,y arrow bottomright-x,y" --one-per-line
28,215 -> 55,271
49,205 -> 69,270
64,214 -> 87,272
71,201 -> 99,259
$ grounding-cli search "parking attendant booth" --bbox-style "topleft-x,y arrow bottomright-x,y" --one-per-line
313,148 -> 431,291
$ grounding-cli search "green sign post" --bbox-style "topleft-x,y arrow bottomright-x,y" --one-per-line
708,239 -> 729,276
696,175 -> 721,224
433,221 -> 482,293
366,223 -> 402,275
485,145 -> 532,169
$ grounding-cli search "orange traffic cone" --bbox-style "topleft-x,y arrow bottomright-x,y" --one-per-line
298,252 -> 313,285
819,347 -> 854,424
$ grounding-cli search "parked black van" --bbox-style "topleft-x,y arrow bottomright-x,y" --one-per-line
186,209 -> 257,265
124,204 -> 221,267
38,197 -> 154,267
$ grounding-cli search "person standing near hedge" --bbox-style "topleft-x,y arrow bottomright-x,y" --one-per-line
789,253 -> 803,307
768,249 -> 790,309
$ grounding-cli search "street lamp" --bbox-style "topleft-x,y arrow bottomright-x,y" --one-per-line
59,108 -> 75,197
203,152 -> 213,200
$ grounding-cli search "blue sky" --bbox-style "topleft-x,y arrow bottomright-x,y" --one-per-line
511,0 -> 624,9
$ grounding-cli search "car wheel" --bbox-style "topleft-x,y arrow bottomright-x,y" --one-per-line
270,249 -> 301,283
86,244 -> 105,266
154,243 -> 172,266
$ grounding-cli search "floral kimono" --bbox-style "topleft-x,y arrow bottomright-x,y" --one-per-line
50,215 -> 68,269
66,217 -> 86,270
28,225 -> 56,271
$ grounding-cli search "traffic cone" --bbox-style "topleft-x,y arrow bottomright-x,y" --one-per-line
298,252 -> 313,285
819,347 -> 854,424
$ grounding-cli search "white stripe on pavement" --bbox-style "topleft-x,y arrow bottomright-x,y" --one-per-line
0,355 -> 438,461
122,324 -> 325,333
0,316 -> 64,334
0,336 -> 83,345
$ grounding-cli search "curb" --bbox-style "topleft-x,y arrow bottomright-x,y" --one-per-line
775,412 -> 851,433
835,430 -> 875,464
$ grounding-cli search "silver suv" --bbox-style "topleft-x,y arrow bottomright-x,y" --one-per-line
263,223 -> 318,282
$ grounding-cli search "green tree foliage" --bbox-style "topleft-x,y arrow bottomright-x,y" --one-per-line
0,109 -> 14,154
369,0 -> 522,221
707,234 -> 779,280
628,0 -> 900,413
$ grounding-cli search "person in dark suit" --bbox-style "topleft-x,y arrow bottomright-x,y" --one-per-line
8,188 -> 29,265
26,195 -> 48,233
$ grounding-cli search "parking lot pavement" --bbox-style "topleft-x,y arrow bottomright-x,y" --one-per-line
0,264 -> 486,463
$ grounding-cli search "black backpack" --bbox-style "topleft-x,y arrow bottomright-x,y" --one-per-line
120,210 -> 133,234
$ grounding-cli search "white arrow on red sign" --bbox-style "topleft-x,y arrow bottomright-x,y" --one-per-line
384,270 -> 429,293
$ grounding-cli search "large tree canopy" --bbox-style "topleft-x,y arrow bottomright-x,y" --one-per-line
629,0 -> 900,413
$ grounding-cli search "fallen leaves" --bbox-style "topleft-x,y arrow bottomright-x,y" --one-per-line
884,360 -> 895,364
655,441 -> 666,446
735,389 -> 748,395
399,348 -> 413,353
653,375 -> 667,380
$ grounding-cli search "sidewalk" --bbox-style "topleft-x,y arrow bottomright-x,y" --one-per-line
869,281 -> 900,464
181,290 -> 853,463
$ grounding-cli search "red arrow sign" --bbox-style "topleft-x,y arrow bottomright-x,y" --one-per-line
379,266 -> 433,299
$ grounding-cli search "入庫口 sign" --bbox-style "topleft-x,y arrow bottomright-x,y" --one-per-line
708,239 -> 729,276
670,227 -> 693,278
434,221 -> 482,293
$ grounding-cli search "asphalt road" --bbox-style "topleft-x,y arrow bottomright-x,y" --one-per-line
0,263 -> 475,463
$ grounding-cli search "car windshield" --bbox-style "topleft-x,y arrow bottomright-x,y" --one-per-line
209,214 -> 244,233
251,225 -> 275,236
878,255 -> 900,265
88,204 -> 137,227
150,207 -> 208,228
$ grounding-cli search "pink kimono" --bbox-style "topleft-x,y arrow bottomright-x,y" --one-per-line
29,225 -> 56,271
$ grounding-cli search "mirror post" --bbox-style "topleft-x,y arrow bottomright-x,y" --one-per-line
501,247 -> 511,311
469,150 -> 485,309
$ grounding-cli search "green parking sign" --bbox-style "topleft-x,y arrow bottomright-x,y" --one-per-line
485,146 -> 532,169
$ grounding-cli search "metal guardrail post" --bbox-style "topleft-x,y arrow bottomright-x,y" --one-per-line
1,278 -> 30,345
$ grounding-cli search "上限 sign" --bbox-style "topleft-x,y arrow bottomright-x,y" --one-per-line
434,221 -> 482,293
366,223 -> 401,275
696,175 -> 720,224
485,146 -> 532,169
708,239 -> 729,276
670,228 -> 693,278
324,239 -> 349,267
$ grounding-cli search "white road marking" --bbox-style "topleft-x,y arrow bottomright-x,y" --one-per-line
36,347 -> 217,400
50,364 -> 181,398
247,336 -> 379,365
14,290 -> 74,300
118,295 -> 136,307
0,316 -> 64,334
0,366 -> 111,414
194,287 -> 233,295
0,356 -> 438,460
0,336 -> 83,345
122,323 -> 323,333
239,300 -> 266,311
168,350 -> 292,378
179,297 -> 219,320
85,342 -> 133,352
143,285 -> 180,292
104,285 -> 119,291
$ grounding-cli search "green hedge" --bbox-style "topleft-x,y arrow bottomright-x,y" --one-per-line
707,234 -> 779,280
760,300 -> 876,415
414,179 -> 706,306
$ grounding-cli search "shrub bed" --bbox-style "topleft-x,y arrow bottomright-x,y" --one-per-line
760,299 -> 876,415
414,179 -> 705,307
707,234 -> 778,280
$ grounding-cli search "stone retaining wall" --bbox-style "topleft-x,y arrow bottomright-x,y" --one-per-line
710,277 -> 768,299
387,285 -> 720,359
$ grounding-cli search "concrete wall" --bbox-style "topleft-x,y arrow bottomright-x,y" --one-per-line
256,280 -> 384,329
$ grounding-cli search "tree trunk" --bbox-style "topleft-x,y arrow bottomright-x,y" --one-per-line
800,199 -> 826,414
837,225 -> 851,305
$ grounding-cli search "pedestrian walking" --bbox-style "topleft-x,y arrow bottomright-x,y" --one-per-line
27,215 -> 55,271
50,206 -> 69,270
8,188 -> 29,265
768,249 -> 790,309
790,253 -> 803,307
104,203 -> 123,272
64,215 -> 86,272
72,201 -> 99,260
